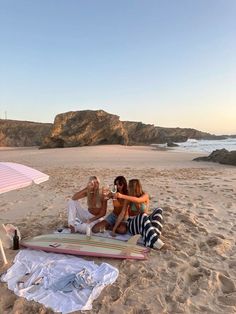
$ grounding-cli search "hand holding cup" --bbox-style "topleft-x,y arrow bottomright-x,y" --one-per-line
102,185 -> 110,200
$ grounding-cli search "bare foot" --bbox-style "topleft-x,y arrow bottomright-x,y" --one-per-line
153,238 -> 165,250
111,231 -> 116,237
69,225 -> 75,233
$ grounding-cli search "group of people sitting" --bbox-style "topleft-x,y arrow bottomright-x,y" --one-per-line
67,175 -> 164,250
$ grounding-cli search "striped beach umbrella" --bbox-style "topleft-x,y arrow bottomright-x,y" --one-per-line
0,162 -> 49,264
0,162 -> 49,194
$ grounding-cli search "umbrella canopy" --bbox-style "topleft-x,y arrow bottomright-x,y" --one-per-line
0,162 -> 49,264
0,162 -> 49,194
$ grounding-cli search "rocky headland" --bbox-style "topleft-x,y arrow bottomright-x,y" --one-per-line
0,110 -> 228,148
0,119 -> 52,147
193,149 -> 236,166
40,110 -> 226,148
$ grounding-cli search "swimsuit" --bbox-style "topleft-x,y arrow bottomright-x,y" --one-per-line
128,202 -> 147,217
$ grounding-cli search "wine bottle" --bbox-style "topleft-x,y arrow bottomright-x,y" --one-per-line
13,229 -> 20,250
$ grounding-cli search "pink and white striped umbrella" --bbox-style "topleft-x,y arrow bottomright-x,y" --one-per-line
0,162 -> 49,264
0,162 -> 49,194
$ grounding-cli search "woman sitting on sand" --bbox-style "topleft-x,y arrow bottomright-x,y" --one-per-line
112,179 -> 164,249
92,176 -> 128,234
67,176 -> 107,233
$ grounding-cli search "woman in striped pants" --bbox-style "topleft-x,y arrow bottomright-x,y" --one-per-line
112,179 -> 164,249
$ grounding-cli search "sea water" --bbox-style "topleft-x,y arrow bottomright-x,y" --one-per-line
172,138 -> 236,153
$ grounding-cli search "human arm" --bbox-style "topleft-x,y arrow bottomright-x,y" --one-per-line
72,188 -> 87,200
116,192 -> 149,204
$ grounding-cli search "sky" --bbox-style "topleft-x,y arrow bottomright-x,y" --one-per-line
0,0 -> 235,135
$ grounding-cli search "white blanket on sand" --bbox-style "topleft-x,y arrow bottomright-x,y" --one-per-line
1,250 -> 119,313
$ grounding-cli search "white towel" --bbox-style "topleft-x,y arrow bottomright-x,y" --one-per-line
1,249 -> 119,313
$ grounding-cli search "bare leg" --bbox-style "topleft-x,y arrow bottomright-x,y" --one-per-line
92,220 -> 110,233
67,200 -> 78,228
116,222 -> 128,234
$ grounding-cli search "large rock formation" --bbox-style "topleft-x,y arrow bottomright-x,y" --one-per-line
122,122 -> 219,145
1,110 -> 228,148
40,109 -> 224,148
41,110 -> 128,148
193,149 -> 236,166
122,121 -> 185,145
0,119 -> 52,147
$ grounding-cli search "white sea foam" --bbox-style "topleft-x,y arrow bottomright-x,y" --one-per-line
172,138 -> 236,153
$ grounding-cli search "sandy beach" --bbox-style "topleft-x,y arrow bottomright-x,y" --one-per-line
0,145 -> 236,314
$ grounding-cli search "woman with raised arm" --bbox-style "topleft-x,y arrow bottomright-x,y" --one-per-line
112,179 -> 164,249
92,176 -> 128,234
67,176 -> 107,233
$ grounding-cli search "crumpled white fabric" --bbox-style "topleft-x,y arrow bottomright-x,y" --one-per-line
1,249 -> 119,313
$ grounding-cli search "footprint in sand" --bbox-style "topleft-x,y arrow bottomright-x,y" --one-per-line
187,202 -> 195,207
197,226 -> 208,234
207,207 -> 214,212
188,270 -> 204,284
198,241 -> 209,252
208,213 -> 220,221
226,202 -> 233,208
198,213 -> 205,217
168,260 -> 179,268
190,281 -> 200,296
109,285 -> 122,302
176,294 -> 188,304
217,294 -> 236,307
198,267 -> 211,277
217,273 -> 236,294
175,201 -> 182,205
228,260 -> 236,269
206,236 -> 222,247
190,259 -> 200,268
227,210 -> 235,217
196,196 -> 203,201
165,295 -> 184,313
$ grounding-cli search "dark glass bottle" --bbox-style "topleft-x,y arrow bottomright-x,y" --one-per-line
13,229 -> 20,250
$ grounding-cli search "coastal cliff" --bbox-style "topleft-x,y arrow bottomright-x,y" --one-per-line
0,119 -> 52,147
40,110 -> 224,148
0,110 -> 227,148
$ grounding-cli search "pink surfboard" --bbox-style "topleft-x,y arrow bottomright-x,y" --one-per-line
20,233 -> 149,260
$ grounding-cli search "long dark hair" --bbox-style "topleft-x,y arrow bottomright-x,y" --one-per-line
114,176 -> 128,195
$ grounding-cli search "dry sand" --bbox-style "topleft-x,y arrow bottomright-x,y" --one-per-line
0,145 -> 236,314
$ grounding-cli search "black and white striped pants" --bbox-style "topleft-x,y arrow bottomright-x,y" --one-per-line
127,207 -> 163,248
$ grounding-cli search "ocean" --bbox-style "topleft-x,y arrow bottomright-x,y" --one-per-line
156,138 -> 236,154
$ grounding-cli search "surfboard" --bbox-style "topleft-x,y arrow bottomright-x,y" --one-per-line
20,233 -> 150,260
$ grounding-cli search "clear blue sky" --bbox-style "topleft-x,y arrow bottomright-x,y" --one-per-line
0,0 -> 235,134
